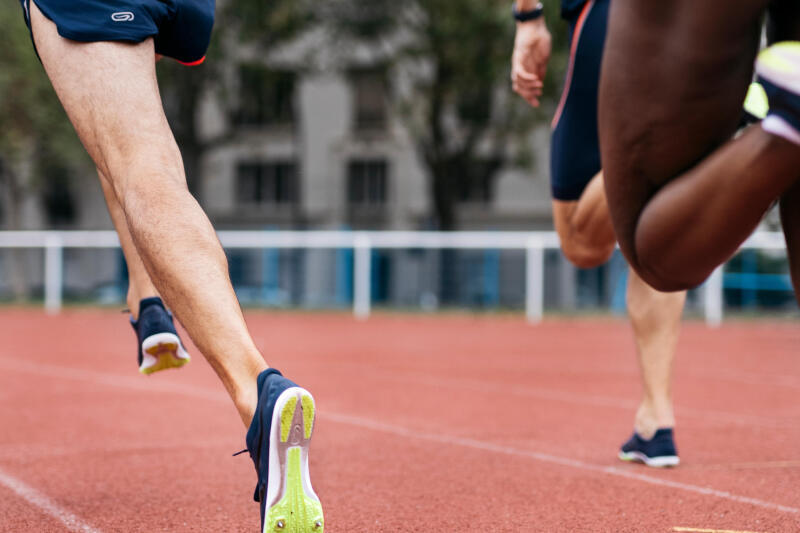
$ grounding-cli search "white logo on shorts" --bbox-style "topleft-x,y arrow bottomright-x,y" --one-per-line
111,12 -> 135,22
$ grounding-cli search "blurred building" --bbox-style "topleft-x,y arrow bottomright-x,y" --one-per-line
198,65 -> 554,232
186,51 -> 566,309
1,29 -> 792,314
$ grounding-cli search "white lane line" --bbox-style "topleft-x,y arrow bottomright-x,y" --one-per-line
684,460 -> 800,471
0,467 -> 102,533
2,357 -> 795,430
323,412 -> 800,516
673,528 -> 769,533
305,360 -> 798,430
2,358 -> 799,517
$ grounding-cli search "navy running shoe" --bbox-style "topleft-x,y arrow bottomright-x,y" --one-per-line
618,428 -> 679,468
756,42 -> 800,131
129,297 -> 190,375
245,369 -> 323,533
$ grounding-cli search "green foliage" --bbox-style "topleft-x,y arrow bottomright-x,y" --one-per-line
326,0 -> 570,228
157,0 -> 316,198
220,0 -> 315,47
0,4 -> 87,182
0,3 -> 88,235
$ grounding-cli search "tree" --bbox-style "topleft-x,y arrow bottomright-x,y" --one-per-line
326,0 -> 569,230
157,0 -> 315,202
0,4 -> 89,297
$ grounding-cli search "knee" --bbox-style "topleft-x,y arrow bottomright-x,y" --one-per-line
102,136 -> 184,187
561,241 -> 615,269
631,256 -> 707,293
626,281 -> 659,320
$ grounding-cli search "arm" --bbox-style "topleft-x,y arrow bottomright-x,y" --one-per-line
511,1 -> 552,107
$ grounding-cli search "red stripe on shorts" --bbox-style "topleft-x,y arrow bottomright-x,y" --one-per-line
177,56 -> 206,67
551,0 -> 595,130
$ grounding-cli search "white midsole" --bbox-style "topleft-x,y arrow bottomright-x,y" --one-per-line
140,332 -> 189,369
618,450 -> 680,468
756,44 -> 800,95
264,386 -> 318,529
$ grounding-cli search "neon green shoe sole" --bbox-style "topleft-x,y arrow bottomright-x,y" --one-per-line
263,389 -> 323,533
756,41 -> 800,93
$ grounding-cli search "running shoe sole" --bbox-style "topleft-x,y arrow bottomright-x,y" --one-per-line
139,332 -> 190,375
756,41 -> 800,94
264,387 -> 323,533
618,450 -> 680,468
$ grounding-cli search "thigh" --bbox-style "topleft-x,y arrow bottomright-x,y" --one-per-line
598,0 -> 768,262
29,0 -> 179,181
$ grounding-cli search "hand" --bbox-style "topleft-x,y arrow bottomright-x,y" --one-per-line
512,18 -> 552,107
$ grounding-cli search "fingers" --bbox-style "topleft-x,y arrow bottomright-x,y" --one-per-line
512,67 -> 543,107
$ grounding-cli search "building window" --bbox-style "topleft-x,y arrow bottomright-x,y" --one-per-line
236,162 -> 298,206
348,160 -> 388,206
236,65 -> 296,126
351,69 -> 388,132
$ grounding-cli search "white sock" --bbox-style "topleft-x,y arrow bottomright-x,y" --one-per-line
762,115 -> 800,146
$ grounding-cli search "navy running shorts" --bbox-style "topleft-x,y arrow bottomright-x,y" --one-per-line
550,0 -> 610,201
19,0 -> 215,65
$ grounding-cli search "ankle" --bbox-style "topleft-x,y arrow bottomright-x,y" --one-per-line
127,290 -> 159,320
234,378 -> 261,428
634,400 -> 675,439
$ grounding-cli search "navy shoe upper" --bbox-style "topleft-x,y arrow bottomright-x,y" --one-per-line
245,368 -> 298,526
758,76 -> 800,132
620,428 -> 678,459
129,297 -> 180,367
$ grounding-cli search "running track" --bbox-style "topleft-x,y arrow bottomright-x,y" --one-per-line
0,310 -> 798,532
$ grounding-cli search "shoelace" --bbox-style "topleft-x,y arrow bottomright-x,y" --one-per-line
232,448 -> 248,457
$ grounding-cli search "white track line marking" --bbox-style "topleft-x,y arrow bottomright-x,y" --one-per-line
0,467 -> 102,533
323,412 -> 800,516
310,360 -> 798,430
2,358 -> 799,517
685,461 -> 800,471
2,358 -> 795,430
673,528 -> 769,533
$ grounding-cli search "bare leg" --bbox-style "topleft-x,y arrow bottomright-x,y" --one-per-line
554,173 -> 684,438
626,270 -> 683,438
552,173 -> 616,268
30,2 -> 266,426
631,128 -> 800,291
98,169 -> 158,319
598,0 -> 800,292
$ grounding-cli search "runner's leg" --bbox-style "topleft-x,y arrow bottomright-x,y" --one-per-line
554,175 -> 684,439
552,173 -> 616,268
626,270 -> 683,438
599,0 -> 800,292
771,0 -> 800,302
98,169 -> 159,319
30,2 -> 266,425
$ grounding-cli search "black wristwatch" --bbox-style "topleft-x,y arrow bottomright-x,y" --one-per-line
513,2 -> 544,22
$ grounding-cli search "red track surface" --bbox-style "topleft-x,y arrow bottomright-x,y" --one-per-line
0,310 -> 799,532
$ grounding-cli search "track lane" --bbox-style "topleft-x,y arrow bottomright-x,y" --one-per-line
0,310 -> 798,532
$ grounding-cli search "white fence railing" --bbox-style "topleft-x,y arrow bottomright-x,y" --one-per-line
0,230 -> 789,325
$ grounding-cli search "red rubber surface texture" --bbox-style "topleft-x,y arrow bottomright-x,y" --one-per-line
0,310 -> 798,532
